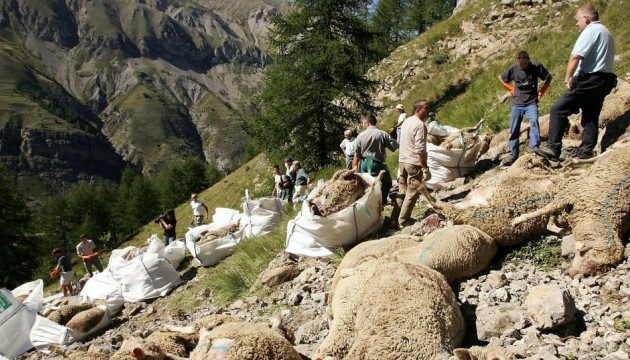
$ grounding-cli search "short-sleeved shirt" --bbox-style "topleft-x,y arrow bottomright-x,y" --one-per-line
500,62 -> 551,106
294,168 -> 309,186
164,218 -> 176,237
397,113 -> 407,126
354,126 -> 398,163
572,22 -> 615,74
340,137 -> 356,156
398,115 -> 428,166
190,200 -> 205,216
76,240 -> 97,257
58,253 -> 72,272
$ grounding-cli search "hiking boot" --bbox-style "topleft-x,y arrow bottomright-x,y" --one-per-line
576,150 -> 595,159
527,146 -> 539,154
534,147 -> 560,161
500,156 -> 515,166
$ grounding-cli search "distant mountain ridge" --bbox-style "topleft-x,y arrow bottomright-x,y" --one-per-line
0,0 -> 286,193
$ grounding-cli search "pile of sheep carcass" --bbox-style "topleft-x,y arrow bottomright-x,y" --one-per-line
196,223 -> 241,245
42,299 -> 108,334
51,315 -> 303,360
307,169 -> 369,217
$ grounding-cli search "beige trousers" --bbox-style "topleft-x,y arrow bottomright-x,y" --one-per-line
392,162 -> 423,227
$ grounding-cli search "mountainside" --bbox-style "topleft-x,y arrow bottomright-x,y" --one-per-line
0,0 -> 286,193
370,0 -> 630,131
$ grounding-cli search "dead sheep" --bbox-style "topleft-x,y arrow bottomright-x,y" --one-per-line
189,321 -> 301,360
513,141 -> 630,276
142,331 -> 198,357
427,154 -> 575,246
308,169 -> 368,216
317,261 -> 465,359
110,335 -> 167,360
449,345 -> 515,360
197,224 -> 240,245
330,234 -> 420,297
394,225 -> 497,283
45,303 -> 95,325
65,306 -> 106,333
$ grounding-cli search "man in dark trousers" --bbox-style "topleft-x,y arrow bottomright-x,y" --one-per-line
536,4 -> 616,160
353,114 -> 398,205
498,50 -> 552,166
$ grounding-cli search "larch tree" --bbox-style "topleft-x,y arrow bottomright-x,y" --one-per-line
251,0 -> 382,169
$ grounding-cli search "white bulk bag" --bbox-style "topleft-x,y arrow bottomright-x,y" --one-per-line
29,304 -> 111,353
110,252 -> 181,303
185,222 -> 244,267
285,173 -> 383,257
426,141 -> 487,190
0,289 -> 36,359
108,245 -> 140,270
212,208 -> 241,227
241,197 -> 284,238
164,240 -> 186,269
80,269 -> 124,314
12,279 -> 44,313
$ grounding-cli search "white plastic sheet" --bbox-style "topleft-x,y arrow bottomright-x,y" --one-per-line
241,197 -> 284,238
285,173 -> 383,257
0,289 -> 36,359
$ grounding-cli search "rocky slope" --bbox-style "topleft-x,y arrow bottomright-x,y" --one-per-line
0,0 -> 286,192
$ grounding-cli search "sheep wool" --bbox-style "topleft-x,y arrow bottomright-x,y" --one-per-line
514,142 -> 630,276
449,345 -> 515,360
394,225 -> 497,283
65,306 -> 106,333
308,169 -> 368,217
144,331 -> 198,357
46,303 -> 95,325
330,235 -> 420,297
189,322 -> 301,360
345,261 -> 465,360
109,335 -> 166,360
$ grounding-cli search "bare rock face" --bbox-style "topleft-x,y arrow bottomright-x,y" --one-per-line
0,0 -> 286,190
525,285 -> 576,330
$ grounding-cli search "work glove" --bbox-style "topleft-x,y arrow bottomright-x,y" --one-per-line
422,167 -> 432,182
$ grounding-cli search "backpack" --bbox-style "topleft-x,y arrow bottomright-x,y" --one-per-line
279,174 -> 294,189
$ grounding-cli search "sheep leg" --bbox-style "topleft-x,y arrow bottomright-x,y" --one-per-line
417,183 -> 437,207
162,324 -> 196,335
546,216 -> 570,236
511,200 -> 566,226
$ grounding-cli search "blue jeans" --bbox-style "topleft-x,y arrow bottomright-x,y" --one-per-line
345,155 -> 354,169
509,104 -> 539,158
164,234 -> 175,246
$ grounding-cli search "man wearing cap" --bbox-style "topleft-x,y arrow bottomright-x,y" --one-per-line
76,234 -> 103,277
498,50 -> 552,166
536,4 -> 616,160
390,99 -> 432,229
353,114 -> 398,205
339,130 -> 356,170
190,193 -> 209,227
393,104 -> 407,140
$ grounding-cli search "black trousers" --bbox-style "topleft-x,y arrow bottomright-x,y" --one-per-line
547,72 -> 616,155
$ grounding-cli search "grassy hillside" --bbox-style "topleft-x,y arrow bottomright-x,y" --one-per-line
373,0 -> 630,132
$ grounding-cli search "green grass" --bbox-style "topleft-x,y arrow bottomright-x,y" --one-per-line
374,0 -> 630,134
614,317 -> 630,332
499,237 -> 563,271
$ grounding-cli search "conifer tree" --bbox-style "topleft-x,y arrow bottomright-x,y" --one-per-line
251,0 -> 382,168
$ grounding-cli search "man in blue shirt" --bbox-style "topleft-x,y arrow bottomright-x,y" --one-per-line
51,248 -> 74,297
536,4 -> 616,160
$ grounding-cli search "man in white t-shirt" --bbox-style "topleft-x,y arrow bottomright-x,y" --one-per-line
190,193 -> 209,227
76,234 -> 103,277
339,130 -> 356,169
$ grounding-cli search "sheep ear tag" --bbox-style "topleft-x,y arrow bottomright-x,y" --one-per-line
208,338 -> 234,360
